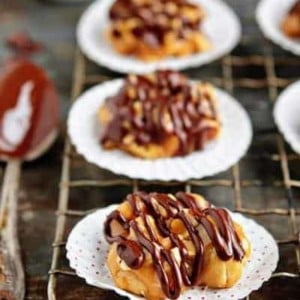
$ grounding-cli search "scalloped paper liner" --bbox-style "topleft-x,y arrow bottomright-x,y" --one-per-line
274,80 -> 300,154
77,0 -> 241,73
66,204 -> 279,300
67,79 -> 252,181
256,0 -> 300,56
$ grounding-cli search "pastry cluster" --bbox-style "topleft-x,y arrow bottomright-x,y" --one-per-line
282,1 -> 300,38
107,0 -> 210,61
104,191 -> 251,300
99,70 -> 221,159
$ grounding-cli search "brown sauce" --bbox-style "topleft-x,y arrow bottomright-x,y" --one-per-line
0,59 -> 59,159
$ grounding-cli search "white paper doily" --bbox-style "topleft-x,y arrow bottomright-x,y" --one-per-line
256,0 -> 300,56
77,0 -> 241,73
274,80 -> 300,154
66,204 -> 279,300
67,79 -> 252,181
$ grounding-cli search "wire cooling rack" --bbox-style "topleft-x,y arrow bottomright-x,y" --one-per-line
47,32 -> 300,300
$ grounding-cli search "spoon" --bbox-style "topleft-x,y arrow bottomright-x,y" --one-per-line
0,58 -> 59,299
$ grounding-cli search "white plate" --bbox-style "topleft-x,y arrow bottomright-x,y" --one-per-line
274,80 -> 300,154
256,0 -> 300,55
66,204 -> 279,300
77,0 -> 241,73
67,79 -> 252,181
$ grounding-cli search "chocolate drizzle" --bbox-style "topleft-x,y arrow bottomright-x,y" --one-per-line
104,192 -> 245,299
109,0 -> 203,48
117,240 -> 145,269
101,70 -> 220,156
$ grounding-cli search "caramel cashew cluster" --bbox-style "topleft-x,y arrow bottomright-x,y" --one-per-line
99,70 -> 221,159
104,191 -> 251,300
106,0 -> 211,61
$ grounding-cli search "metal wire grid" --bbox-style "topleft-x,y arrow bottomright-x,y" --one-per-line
47,40 -> 300,299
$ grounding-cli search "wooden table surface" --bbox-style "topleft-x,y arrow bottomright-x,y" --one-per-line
0,0 -> 300,299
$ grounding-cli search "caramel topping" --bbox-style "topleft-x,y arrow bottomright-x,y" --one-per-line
0,59 -> 59,159
100,70 -> 220,156
109,0 -> 204,47
104,192 -> 245,299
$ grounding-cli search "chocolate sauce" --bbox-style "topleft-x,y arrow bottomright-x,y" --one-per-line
101,70 -> 219,156
109,0 -> 202,47
117,240 -> 145,269
104,192 -> 245,299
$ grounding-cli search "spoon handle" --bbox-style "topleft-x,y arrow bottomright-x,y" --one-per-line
0,159 -> 25,300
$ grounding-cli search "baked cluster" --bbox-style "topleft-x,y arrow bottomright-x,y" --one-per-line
282,1 -> 300,38
107,0 -> 210,61
104,191 -> 251,300
99,70 -> 221,159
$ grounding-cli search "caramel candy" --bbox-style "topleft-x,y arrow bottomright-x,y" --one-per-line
107,0 -> 210,61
